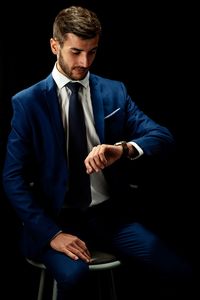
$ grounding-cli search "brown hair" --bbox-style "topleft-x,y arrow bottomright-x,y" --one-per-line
53,6 -> 102,46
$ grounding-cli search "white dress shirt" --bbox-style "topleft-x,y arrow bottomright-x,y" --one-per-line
52,64 -> 110,206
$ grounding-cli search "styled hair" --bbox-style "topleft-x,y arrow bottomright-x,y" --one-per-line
53,6 -> 102,46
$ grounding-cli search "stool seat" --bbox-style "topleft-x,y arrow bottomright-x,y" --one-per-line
89,250 -> 121,270
26,250 -> 121,300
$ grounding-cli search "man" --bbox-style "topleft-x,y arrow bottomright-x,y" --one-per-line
2,6 -> 192,299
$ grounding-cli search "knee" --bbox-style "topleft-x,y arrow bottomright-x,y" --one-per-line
56,260 -> 89,291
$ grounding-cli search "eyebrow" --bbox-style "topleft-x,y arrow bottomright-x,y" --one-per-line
71,46 -> 98,52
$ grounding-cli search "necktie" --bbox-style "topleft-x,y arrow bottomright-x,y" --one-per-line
66,82 -> 91,210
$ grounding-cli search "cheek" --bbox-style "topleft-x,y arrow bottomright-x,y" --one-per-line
89,56 -> 96,64
90,52 -> 98,63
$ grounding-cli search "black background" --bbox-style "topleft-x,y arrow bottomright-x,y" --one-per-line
0,1 -> 196,298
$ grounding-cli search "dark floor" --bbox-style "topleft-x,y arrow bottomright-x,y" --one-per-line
4,253 -> 194,300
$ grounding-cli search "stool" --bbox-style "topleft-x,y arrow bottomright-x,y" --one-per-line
26,250 -> 121,300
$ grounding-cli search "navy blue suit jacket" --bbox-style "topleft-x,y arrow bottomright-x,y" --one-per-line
2,73 -> 174,257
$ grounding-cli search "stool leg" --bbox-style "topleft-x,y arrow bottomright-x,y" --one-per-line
110,270 -> 118,300
96,273 -> 103,300
37,269 -> 46,300
52,279 -> 57,300
94,270 -> 118,300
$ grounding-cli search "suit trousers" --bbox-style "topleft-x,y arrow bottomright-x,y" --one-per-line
37,200 -> 193,299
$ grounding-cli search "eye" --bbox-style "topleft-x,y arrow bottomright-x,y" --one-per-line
89,49 -> 97,55
71,50 -> 81,55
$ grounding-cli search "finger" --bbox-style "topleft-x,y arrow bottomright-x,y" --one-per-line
88,146 -> 107,171
67,245 -> 91,262
84,156 -> 99,174
96,145 -> 108,165
69,241 -> 90,257
64,248 -> 79,261
68,239 -> 91,259
76,240 -> 92,257
91,145 -> 107,164
88,158 -> 102,172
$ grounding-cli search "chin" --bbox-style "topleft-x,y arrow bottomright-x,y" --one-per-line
73,70 -> 88,80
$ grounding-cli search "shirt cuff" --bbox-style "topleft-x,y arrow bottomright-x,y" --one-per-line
128,142 -> 143,160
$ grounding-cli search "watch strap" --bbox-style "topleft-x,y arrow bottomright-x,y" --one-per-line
114,141 -> 129,158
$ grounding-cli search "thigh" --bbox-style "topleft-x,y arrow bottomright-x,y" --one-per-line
39,247 -> 89,287
112,221 -> 192,280
112,222 -> 157,263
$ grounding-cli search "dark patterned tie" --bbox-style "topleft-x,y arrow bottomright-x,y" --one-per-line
66,82 -> 91,210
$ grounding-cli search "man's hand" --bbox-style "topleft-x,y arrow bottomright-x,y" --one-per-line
84,144 -> 123,174
50,232 -> 91,263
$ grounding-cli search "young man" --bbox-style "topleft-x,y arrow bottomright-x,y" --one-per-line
2,6 -> 192,299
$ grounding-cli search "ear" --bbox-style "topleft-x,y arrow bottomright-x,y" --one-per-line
50,38 -> 59,55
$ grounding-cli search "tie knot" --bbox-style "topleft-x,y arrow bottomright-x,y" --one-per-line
66,82 -> 81,94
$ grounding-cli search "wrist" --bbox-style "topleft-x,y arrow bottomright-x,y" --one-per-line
114,141 -> 138,159
127,143 -> 139,159
114,141 -> 129,158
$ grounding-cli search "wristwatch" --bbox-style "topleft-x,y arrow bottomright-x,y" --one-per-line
114,141 -> 129,158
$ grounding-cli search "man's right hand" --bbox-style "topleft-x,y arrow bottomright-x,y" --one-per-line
50,232 -> 92,263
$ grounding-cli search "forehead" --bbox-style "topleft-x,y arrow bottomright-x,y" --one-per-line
63,33 -> 99,51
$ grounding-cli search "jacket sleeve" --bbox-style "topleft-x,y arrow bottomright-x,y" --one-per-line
2,94 -> 61,251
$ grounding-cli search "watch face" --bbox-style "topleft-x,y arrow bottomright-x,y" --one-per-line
115,141 -> 126,146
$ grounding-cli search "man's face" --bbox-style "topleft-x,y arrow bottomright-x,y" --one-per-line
50,33 -> 99,80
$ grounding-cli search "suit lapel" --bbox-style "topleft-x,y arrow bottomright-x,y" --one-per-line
89,77 -> 105,143
44,76 -> 66,154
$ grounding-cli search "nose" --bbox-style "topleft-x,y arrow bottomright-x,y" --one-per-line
79,53 -> 90,68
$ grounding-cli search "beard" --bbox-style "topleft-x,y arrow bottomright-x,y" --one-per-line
58,52 -> 88,81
